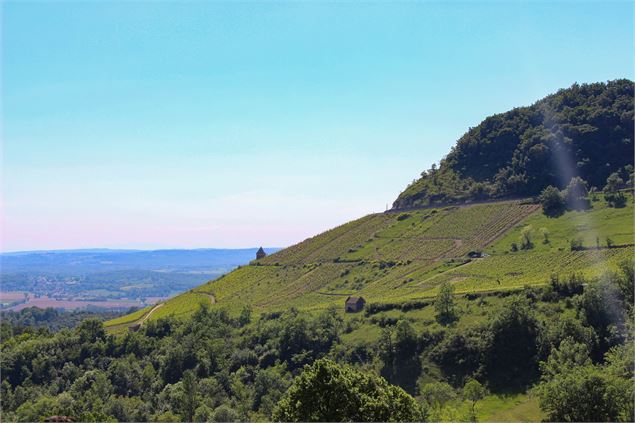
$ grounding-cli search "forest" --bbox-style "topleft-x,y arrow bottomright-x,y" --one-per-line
394,79 -> 634,208
1,259 -> 633,422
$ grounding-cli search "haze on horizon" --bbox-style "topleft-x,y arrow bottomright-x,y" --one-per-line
2,1 -> 633,252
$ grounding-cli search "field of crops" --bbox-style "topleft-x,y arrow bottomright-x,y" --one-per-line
257,214 -> 392,265
107,196 -> 633,327
431,247 -> 634,294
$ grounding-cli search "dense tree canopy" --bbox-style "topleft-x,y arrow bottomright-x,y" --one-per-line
394,79 -> 634,208
272,358 -> 424,422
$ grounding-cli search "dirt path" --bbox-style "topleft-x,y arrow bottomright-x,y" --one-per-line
198,292 -> 216,304
106,302 -> 164,332
139,303 -> 164,324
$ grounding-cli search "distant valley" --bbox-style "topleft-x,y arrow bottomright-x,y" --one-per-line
0,248 -> 279,311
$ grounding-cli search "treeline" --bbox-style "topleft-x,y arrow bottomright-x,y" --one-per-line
1,262 -> 633,422
394,79 -> 634,208
0,307 -> 129,336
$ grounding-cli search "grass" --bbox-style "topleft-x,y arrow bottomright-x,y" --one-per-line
487,196 -> 634,254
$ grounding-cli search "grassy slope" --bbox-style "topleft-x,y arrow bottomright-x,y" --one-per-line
106,195 -> 633,329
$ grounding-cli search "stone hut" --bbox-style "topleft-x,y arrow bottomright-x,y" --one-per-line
345,296 -> 365,313
256,247 -> 267,260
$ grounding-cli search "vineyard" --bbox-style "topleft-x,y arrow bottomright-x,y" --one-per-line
106,195 -> 634,328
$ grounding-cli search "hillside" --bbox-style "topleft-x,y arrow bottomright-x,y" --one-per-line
106,193 -> 633,329
394,79 -> 634,208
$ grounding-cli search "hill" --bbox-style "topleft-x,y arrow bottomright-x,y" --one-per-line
106,194 -> 633,329
394,79 -> 634,209
4,79 -> 634,423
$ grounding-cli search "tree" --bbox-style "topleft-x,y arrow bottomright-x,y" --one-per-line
604,172 -> 625,193
604,172 -> 627,207
540,186 -> 566,217
77,319 -> 106,343
429,329 -> 486,385
540,227 -> 550,244
181,370 -> 198,422
486,296 -> 540,389
211,405 -> 239,422
564,177 -> 590,210
519,225 -> 534,250
272,358 -> 424,422
435,282 -> 456,323
539,337 -> 591,381
238,305 -> 252,327
419,381 -> 456,409
537,364 -> 632,422
462,378 -> 487,420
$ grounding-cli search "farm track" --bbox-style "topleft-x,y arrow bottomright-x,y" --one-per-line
106,302 -> 164,331
197,292 -> 216,304
140,303 -> 164,323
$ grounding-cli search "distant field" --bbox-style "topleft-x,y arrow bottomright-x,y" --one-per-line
107,195 -> 634,327
3,293 -> 145,312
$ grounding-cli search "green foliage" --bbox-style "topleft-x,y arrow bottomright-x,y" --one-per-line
420,381 -> 456,408
539,338 -> 591,381
537,360 -> 633,422
486,296 -> 540,390
564,177 -> 590,211
429,329 -> 486,386
435,282 -> 456,323
395,80 -> 634,208
272,358 -> 424,422
539,227 -> 549,244
539,185 -> 566,217
519,225 -> 534,250
463,378 -> 488,420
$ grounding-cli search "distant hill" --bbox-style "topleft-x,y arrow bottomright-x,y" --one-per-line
107,194 -> 634,328
1,248 -> 280,306
106,80 -> 635,330
0,248 -> 280,274
394,79 -> 634,209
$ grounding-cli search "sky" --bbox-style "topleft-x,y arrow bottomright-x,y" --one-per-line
1,1 -> 633,252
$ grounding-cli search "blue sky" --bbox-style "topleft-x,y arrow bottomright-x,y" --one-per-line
2,1 -> 633,252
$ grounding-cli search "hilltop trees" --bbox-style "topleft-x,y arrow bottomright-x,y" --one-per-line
394,79 -> 634,209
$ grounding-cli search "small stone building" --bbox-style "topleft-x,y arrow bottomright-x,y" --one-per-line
345,296 -> 365,313
256,247 -> 267,260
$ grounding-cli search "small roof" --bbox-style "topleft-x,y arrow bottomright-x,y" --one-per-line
257,247 -> 265,254
345,296 -> 364,305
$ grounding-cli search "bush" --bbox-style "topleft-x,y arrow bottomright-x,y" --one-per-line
540,186 -> 566,217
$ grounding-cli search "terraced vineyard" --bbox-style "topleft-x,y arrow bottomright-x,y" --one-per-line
106,195 -> 634,329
